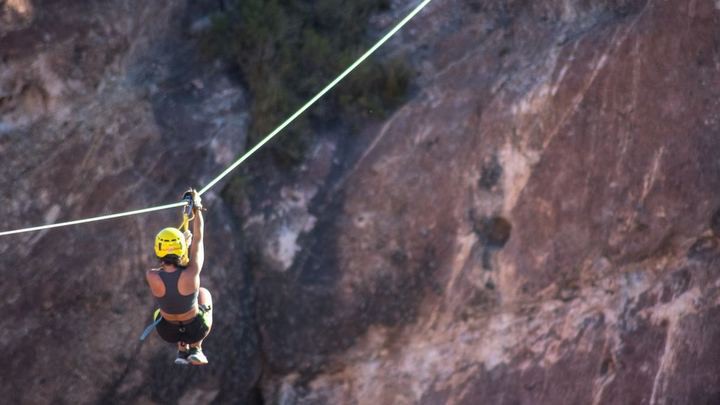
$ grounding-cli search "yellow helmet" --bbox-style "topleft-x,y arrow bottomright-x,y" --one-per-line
154,227 -> 189,266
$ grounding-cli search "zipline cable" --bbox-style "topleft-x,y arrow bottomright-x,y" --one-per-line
0,0 -> 434,238
0,202 -> 186,237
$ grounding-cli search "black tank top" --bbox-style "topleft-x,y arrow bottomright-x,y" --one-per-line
155,268 -> 198,314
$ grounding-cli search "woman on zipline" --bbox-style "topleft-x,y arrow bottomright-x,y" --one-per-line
145,189 -> 213,365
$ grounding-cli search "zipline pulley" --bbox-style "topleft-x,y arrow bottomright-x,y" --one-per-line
179,190 -> 195,232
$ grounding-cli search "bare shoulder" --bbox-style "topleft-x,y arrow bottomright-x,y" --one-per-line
184,262 -> 199,276
146,268 -> 161,279
145,268 -> 165,297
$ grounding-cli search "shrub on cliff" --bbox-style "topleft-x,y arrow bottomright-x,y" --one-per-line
201,0 -> 411,165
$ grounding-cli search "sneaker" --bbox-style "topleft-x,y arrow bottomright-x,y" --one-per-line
188,347 -> 208,366
174,350 -> 190,365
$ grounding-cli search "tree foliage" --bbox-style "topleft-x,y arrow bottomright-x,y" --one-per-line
202,0 -> 411,165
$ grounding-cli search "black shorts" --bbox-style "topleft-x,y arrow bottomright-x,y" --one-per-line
155,305 -> 211,344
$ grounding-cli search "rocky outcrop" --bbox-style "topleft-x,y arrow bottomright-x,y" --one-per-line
249,0 -> 720,403
2,0 -> 720,404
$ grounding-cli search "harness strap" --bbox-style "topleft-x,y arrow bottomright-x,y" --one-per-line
139,309 -> 163,341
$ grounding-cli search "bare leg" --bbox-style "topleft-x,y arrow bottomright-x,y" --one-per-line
190,287 -> 213,349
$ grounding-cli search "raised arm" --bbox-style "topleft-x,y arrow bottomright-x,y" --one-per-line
187,191 -> 205,277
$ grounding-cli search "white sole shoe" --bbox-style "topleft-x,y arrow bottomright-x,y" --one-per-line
188,349 -> 208,366
175,351 -> 190,365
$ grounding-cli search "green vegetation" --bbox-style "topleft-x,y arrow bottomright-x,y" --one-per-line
201,0 -> 412,165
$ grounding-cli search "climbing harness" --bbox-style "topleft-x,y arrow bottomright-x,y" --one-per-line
0,0 -> 434,237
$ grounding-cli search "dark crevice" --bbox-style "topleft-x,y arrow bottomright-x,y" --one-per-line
245,242 -> 270,405
710,207 -> 720,236
245,385 -> 266,405
473,215 -> 512,248
96,339 -> 147,404
479,155 -> 503,190
211,186 -> 269,404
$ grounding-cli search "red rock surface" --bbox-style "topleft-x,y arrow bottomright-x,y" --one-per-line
2,0 -> 720,404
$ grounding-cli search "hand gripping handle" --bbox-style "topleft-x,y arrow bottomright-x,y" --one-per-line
182,191 -> 194,217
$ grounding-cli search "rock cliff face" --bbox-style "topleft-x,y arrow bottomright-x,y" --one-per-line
1,1 -> 258,403
2,0 -> 720,404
